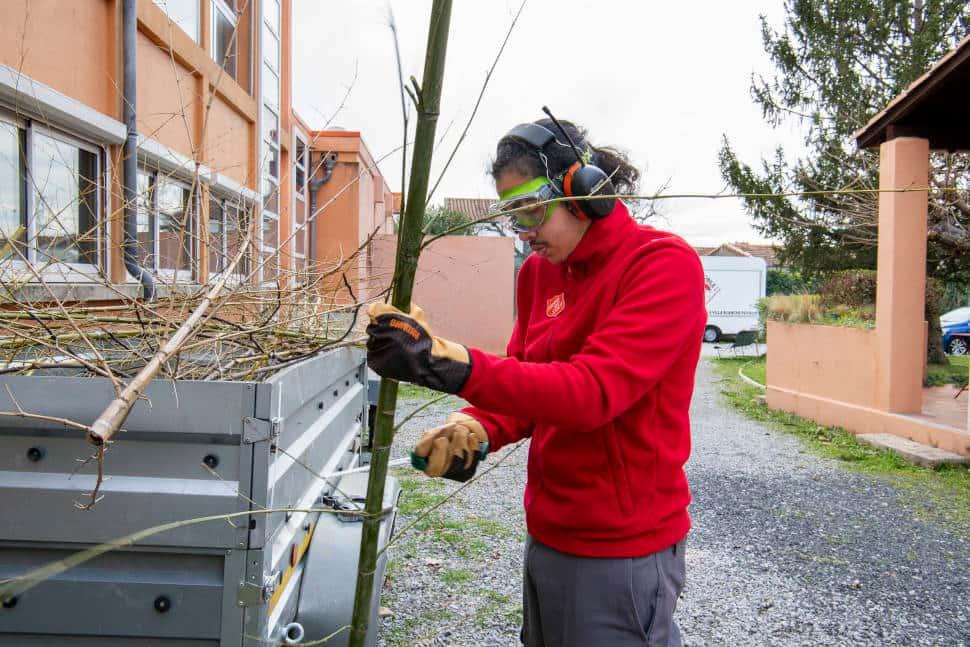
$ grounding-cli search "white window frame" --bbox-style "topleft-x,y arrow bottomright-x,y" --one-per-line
152,0 -> 200,43
292,131 -> 308,282
0,107 -> 108,283
210,0 -> 238,77
138,165 -> 197,283
207,192 -> 250,285
258,0 -> 282,285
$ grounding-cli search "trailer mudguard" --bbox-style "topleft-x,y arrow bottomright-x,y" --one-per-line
295,470 -> 401,647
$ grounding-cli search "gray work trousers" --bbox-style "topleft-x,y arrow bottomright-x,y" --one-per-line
521,535 -> 686,647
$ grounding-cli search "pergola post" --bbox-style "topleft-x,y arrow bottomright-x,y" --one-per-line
874,136 -> 929,413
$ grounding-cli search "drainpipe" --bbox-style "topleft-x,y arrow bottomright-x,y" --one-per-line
307,151 -> 336,266
122,0 -> 156,300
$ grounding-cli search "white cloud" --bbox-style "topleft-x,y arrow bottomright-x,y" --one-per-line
293,0 -> 806,246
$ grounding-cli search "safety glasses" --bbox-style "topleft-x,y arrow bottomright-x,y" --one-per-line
491,177 -> 561,233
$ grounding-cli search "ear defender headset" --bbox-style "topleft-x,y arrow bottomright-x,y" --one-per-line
502,106 -> 616,220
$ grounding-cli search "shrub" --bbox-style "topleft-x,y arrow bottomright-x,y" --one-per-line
762,294 -> 822,323
818,270 -> 877,308
761,294 -> 875,329
766,269 -> 815,296
405,206 -> 477,236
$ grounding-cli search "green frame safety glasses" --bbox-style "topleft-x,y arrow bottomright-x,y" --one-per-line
491,177 -> 561,233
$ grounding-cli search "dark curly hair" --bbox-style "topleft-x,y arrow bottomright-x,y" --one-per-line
490,118 -> 640,196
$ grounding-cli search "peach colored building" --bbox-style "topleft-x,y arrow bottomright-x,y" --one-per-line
0,0 -> 393,299
766,35 -> 970,456
308,130 -> 395,303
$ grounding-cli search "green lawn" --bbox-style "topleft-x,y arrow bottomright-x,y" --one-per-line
928,354 -> 969,387
710,357 -> 970,534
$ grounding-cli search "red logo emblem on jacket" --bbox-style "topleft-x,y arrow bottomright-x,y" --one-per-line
546,292 -> 566,318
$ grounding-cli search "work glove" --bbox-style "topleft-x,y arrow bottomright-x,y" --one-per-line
411,412 -> 489,482
366,303 -> 472,394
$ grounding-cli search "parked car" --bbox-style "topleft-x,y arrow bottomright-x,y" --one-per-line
941,307 -> 970,355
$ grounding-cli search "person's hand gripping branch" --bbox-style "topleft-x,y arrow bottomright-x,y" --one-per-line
365,303 -> 472,395
411,412 -> 489,482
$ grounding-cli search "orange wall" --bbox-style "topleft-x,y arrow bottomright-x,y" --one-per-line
0,1 -> 117,118
309,131 -> 395,299
205,96 -> 252,187
311,151 -> 360,280
766,321 -> 879,408
367,235 -> 515,355
137,30 -> 198,157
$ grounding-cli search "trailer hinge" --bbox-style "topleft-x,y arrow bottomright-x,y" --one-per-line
242,417 -> 282,444
236,581 -> 270,607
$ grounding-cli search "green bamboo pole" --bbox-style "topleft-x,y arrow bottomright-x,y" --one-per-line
348,2 -> 453,646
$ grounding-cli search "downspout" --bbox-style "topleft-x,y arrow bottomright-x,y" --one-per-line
122,0 -> 156,299
307,151 -> 336,265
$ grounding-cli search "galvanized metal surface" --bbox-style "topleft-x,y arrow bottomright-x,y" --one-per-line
296,471 -> 401,647
0,347 -> 396,646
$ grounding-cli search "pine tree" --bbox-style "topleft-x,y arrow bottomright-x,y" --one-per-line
720,0 -> 970,363
720,0 -> 970,280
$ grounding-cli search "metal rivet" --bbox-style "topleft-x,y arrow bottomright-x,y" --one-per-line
203,454 -> 219,469
2,596 -> 17,609
345,380 -> 350,387
318,402 -> 324,410
333,390 -> 338,397
26,447 -> 44,463
154,596 -> 171,613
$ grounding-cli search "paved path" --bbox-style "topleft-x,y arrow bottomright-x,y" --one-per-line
682,360 -> 968,646
378,360 -> 969,646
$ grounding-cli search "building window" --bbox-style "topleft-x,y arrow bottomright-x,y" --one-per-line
293,135 -> 307,277
263,0 -> 280,35
208,196 -> 249,278
0,121 -> 25,260
153,0 -> 200,43
259,0 -> 281,283
137,167 -> 196,277
211,0 -> 238,78
0,114 -> 102,269
30,131 -> 100,266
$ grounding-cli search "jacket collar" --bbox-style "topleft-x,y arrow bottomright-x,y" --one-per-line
565,200 -> 638,272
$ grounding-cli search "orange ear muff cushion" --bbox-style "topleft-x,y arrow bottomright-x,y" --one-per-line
562,162 -> 587,219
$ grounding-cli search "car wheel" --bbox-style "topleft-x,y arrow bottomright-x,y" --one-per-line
947,337 -> 968,356
703,326 -> 720,343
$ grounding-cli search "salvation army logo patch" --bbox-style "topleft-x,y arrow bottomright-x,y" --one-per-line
546,292 -> 566,318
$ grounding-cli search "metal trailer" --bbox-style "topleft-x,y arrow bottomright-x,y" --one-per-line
0,347 -> 399,647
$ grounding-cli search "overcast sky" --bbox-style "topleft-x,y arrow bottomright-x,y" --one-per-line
292,1 -> 805,246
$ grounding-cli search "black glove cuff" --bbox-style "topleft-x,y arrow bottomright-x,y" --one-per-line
442,450 -> 483,482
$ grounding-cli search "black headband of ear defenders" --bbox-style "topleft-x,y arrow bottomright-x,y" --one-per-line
504,122 -> 559,151
503,123 -> 593,181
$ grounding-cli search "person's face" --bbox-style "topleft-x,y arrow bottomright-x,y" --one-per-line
495,170 -> 590,265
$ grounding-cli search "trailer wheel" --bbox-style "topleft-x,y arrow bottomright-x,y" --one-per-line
703,326 -> 721,343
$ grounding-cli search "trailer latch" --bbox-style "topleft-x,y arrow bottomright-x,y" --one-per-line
242,417 -> 282,444
237,581 -> 271,607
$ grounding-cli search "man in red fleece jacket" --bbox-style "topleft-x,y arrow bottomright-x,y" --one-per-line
367,116 -> 706,647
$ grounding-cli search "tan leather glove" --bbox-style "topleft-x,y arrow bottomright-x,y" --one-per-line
366,303 -> 471,394
410,412 -> 489,482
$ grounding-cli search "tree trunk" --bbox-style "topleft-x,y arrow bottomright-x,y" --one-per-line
926,278 -> 949,366
347,2 -> 453,646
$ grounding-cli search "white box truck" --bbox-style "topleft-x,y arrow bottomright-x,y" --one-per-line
701,256 -> 767,342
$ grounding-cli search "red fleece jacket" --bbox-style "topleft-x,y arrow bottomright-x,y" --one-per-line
458,201 -> 706,558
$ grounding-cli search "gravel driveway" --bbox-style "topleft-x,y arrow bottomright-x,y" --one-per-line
377,360 -> 970,646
